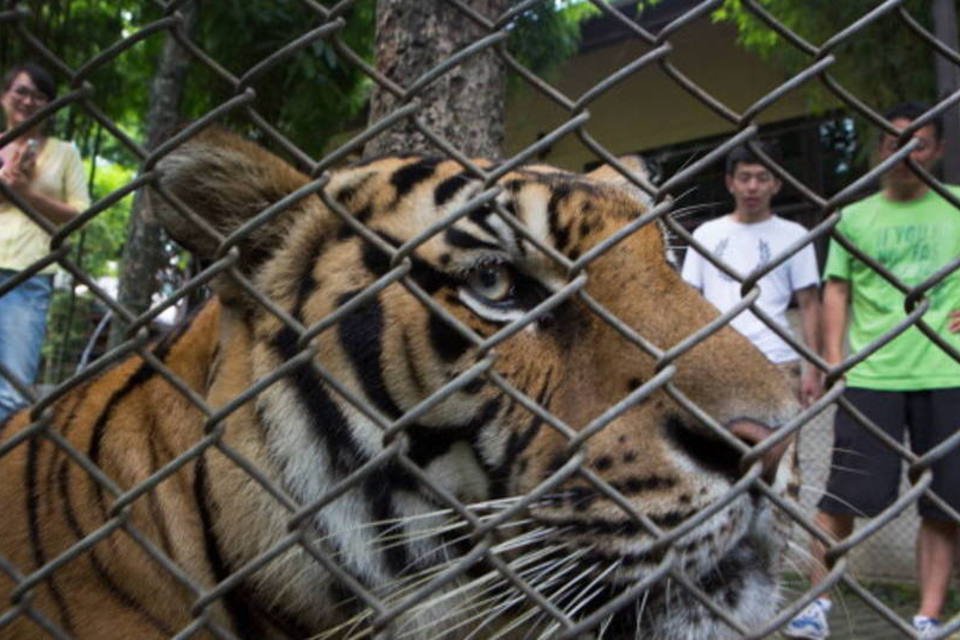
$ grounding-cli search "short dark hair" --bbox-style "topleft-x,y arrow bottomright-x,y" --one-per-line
883,101 -> 942,141
724,141 -> 781,176
2,62 -> 57,103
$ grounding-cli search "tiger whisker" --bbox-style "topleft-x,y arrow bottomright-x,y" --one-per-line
393,540 -> 567,618
373,517 -> 535,554
297,518 -> 545,604
399,585 -> 518,640
533,564 -> 613,640
478,549 -> 597,640
636,590 -> 650,638
490,563 -> 583,640
458,554 -> 584,640
563,559 -> 622,618
331,496 -> 526,536
310,613 -> 370,640
354,497 -> 526,533
388,528 -> 558,599
395,544 -> 580,639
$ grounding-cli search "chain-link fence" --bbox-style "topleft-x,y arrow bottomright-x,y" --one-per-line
1,0 -> 960,638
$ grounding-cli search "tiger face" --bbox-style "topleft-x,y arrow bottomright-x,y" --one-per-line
0,128 -> 799,640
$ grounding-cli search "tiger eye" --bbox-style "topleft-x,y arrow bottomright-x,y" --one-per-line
468,262 -> 513,302
478,268 -> 498,288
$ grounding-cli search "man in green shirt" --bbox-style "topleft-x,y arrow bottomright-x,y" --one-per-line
785,103 -> 960,639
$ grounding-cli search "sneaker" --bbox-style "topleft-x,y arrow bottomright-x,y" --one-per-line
783,598 -> 831,639
912,615 -> 941,638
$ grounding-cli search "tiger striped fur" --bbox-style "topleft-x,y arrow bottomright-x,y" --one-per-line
0,128 -> 800,639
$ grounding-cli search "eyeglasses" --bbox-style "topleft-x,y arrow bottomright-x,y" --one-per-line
7,85 -> 49,104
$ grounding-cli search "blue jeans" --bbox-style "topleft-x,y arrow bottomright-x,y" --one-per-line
0,269 -> 53,423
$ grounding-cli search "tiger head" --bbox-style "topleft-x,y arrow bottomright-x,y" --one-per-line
153,128 -> 800,639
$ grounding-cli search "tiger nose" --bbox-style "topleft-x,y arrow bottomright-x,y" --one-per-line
728,418 -> 790,482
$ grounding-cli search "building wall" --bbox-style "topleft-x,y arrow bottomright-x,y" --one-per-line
505,17 -> 814,170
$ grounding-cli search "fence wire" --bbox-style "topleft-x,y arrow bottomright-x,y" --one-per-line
0,0 -> 959,638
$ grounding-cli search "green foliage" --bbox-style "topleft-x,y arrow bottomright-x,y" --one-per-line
80,158 -> 136,278
185,0 -> 376,158
711,0 -> 943,111
42,291 -> 101,385
508,0 -> 600,81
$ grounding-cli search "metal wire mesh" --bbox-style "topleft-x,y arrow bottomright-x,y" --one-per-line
1,0 -> 959,638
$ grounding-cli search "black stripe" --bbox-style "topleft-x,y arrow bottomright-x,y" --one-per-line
582,545 -> 667,569
536,509 -> 693,536
333,172 -> 374,206
663,415 -> 741,482
26,436 -> 74,633
336,292 -> 403,420
409,256 -> 459,295
336,205 -> 372,240
510,270 -> 552,311
547,184 -> 572,252
361,233 -> 460,295
400,330 -> 429,399
88,364 -> 155,522
194,455 -> 258,639
561,475 -> 679,513
391,158 -> 441,201
273,326 -> 366,475
434,172 -> 472,206
428,313 -> 471,363
356,204 -> 375,225
362,473 -> 409,576
44,386 -> 88,506
404,398 -> 502,468
502,201 -> 528,257
488,379 -> 551,496
444,227 -> 500,251
294,236 -> 325,317
276,324 -> 422,581
88,366 -> 155,486
153,307 -> 202,361
467,204 -> 499,239
76,343 -> 207,634
361,240 -> 391,276
59,433 -> 175,635
145,427 -> 176,559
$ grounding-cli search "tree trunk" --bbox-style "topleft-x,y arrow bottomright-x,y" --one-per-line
364,0 -> 511,159
932,0 -> 960,183
110,2 -> 196,347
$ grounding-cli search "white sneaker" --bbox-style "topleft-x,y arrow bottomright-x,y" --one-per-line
913,615 -> 941,639
783,598 -> 831,639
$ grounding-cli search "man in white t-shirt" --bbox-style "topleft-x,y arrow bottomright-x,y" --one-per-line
681,143 -> 823,405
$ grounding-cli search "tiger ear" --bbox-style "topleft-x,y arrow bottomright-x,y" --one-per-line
584,154 -> 654,208
151,127 -> 313,275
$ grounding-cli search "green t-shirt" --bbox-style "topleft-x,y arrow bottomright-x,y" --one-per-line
823,186 -> 960,390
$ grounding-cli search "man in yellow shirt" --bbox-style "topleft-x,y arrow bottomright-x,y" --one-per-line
0,63 -> 89,422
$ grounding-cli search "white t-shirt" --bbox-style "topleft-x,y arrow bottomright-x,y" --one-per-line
681,214 -> 819,363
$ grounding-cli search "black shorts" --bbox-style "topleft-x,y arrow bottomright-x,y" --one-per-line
818,387 -> 960,521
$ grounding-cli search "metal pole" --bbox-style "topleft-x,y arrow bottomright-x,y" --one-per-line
932,0 -> 960,182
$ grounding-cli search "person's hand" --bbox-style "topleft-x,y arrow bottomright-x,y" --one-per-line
0,145 -> 31,196
949,309 -> 960,333
800,366 -> 823,408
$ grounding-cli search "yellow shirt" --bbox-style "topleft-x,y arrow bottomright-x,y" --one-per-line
0,138 -> 90,274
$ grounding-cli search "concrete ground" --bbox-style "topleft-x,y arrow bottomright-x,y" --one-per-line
775,578 -> 959,639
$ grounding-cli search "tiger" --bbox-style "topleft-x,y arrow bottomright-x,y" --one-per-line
0,127 -> 800,640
